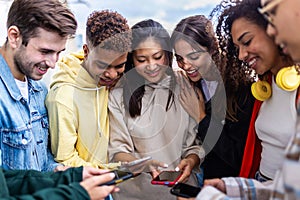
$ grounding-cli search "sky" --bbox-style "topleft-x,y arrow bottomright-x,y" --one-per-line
0,0 -> 221,46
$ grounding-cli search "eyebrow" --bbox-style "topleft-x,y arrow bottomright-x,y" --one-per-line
95,60 -> 109,66
186,49 -> 206,57
37,46 -> 66,53
95,60 -> 126,68
237,32 -> 250,42
135,50 -> 163,58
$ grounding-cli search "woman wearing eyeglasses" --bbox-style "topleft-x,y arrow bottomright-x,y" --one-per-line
260,0 -> 300,63
179,0 -> 300,200
170,15 -> 255,185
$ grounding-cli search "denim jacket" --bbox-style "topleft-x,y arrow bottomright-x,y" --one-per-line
0,55 -> 58,171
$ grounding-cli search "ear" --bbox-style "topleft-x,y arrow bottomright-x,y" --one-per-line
83,44 -> 89,59
7,26 -> 22,49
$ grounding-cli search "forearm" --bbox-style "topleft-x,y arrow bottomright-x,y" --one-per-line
5,167 -> 83,195
113,152 -> 137,162
4,183 -> 89,200
222,177 -> 272,199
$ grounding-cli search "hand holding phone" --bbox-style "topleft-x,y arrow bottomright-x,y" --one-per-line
100,170 -> 134,186
151,171 -> 182,186
170,182 -> 201,198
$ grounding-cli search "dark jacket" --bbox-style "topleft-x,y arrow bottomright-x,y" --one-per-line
0,167 -> 90,200
197,84 -> 255,179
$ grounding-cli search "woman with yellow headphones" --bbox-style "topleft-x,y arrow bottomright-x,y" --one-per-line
211,0 -> 299,183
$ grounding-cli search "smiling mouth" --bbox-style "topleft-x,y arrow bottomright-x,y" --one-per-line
186,69 -> 197,74
248,58 -> 257,68
100,78 -> 115,85
146,69 -> 160,76
38,66 -> 47,71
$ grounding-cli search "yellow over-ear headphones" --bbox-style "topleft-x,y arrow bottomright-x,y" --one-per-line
276,65 -> 300,91
251,80 -> 272,101
251,66 -> 300,101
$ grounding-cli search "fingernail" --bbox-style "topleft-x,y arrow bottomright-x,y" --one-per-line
109,172 -> 116,178
164,164 -> 168,168
175,167 -> 179,171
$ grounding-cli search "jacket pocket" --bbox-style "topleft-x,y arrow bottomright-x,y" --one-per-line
1,130 -> 34,169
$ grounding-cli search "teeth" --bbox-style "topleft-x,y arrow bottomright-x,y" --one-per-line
186,69 -> 197,74
38,66 -> 47,71
248,58 -> 256,67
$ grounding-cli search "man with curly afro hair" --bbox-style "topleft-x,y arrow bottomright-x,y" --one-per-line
46,10 -> 132,173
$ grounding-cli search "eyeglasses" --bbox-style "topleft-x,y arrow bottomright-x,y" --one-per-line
258,0 -> 283,26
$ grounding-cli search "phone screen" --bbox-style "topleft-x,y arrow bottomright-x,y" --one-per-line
170,183 -> 201,198
101,170 -> 134,186
151,171 -> 182,186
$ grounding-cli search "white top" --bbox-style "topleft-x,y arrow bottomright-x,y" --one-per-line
108,76 -> 204,200
15,77 -> 28,100
256,76 -> 297,179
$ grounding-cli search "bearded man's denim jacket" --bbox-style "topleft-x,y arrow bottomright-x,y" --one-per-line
0,55 -> 58,171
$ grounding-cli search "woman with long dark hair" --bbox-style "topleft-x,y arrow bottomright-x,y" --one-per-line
108,19 -> 204,200
171,14 -> 255,181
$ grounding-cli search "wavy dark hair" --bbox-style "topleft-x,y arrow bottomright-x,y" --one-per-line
171,15 -> 221,73
210,0 -> 294,119
123,19 -> 175,117
170,15 -> 229,119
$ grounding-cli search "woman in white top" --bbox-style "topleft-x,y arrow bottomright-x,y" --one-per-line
201,0 -> 297,193
108,19 -> 205,200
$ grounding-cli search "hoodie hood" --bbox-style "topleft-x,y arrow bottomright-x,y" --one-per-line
50,51 -> 98,89
49,51 -> 108,138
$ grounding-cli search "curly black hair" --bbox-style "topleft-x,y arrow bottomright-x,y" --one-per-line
209,0 -> 268,120
86,10 -> 131,53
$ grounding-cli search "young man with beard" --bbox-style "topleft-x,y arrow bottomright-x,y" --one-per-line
0,1 -> 120,199
0,0 -> 77,172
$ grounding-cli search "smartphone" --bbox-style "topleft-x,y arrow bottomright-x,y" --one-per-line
170,182 -> 201,198
151,171 -> 182,186
101,170 -> 134,186
121,156 -> 152,168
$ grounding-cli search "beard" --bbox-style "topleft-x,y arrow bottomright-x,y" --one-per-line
13,46 -> 43,81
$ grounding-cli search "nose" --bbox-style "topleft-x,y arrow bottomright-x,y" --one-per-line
45,53 -> 59,69
266,24 -> 276,37
179,58 -> 192,71
145,59 -> 159,70
103,68 -> 119,79
238,46 -> 248,61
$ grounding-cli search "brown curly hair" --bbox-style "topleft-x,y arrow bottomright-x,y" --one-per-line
86,10 -> 132,53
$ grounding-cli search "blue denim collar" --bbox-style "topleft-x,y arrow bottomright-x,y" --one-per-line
0,55 -> 43,101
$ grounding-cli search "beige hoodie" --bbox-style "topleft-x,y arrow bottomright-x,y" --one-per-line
46,51 -> 119,169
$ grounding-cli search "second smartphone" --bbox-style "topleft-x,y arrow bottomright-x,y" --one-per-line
151,171 -> 182,186
170,182 -> 201,198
